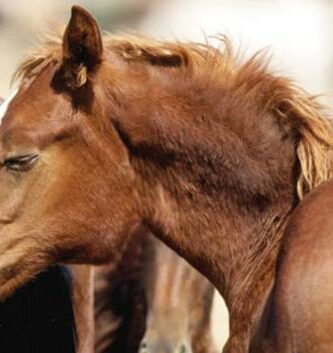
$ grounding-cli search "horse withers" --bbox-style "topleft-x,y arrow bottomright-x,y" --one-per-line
1,6 -> 333,353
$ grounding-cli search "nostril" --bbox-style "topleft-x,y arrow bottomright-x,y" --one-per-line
139,340 -> 149,353
176,342 -> 191,353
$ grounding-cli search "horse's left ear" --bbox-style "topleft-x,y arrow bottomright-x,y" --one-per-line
62,6 -> 103,89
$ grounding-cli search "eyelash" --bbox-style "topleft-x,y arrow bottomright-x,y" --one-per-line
4,154 -> 39,172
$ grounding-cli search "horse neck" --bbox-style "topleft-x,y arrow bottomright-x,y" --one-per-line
129,144 -> 297,345
101,63 -> 299,341
225,205 -> 293,340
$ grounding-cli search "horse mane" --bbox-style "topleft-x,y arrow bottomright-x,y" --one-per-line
13,32 -> 333,199
272,85 -> 333,197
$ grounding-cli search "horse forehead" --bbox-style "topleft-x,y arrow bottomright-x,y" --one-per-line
5,81 -> 68,129
0,87 -> 71,152
3,63 -> 66,122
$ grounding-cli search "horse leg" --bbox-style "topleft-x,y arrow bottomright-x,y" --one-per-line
94,265 -> 146,353
94,265 -> 125,353
70,265 -> 95,353
191,286 -> 217,353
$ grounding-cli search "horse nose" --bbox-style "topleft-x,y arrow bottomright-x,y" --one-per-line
139,340 -> 192,353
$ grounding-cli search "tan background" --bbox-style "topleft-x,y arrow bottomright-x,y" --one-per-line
1,0 -> 333,348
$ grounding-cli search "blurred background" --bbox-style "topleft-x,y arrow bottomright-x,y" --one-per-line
1,0 -> 333,347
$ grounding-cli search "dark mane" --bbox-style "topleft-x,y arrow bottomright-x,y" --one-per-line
13,31 -> 333,198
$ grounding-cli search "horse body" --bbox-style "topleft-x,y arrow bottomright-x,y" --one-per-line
255,178 -> 333,353
0,6 -> 333,353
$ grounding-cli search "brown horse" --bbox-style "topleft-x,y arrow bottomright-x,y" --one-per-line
94,235 -> 215,353
1,6 -> 333,353
254,177 -> 333,353
0,96 -> 214,353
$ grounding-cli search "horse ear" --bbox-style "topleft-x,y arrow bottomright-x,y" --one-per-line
62,6 -> 103,89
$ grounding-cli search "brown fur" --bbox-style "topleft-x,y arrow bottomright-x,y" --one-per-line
1,6 -> 333,353
253,178 -> 333,353
70,265 -> 95,353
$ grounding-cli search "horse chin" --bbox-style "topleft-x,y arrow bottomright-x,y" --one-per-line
0,268 -> 50,301
0,231 -> 50,301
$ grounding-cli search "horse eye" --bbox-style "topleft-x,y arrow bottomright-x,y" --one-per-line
4,154 -> 39,172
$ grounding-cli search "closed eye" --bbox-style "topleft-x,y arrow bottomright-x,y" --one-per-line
4,154 -> 39,172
